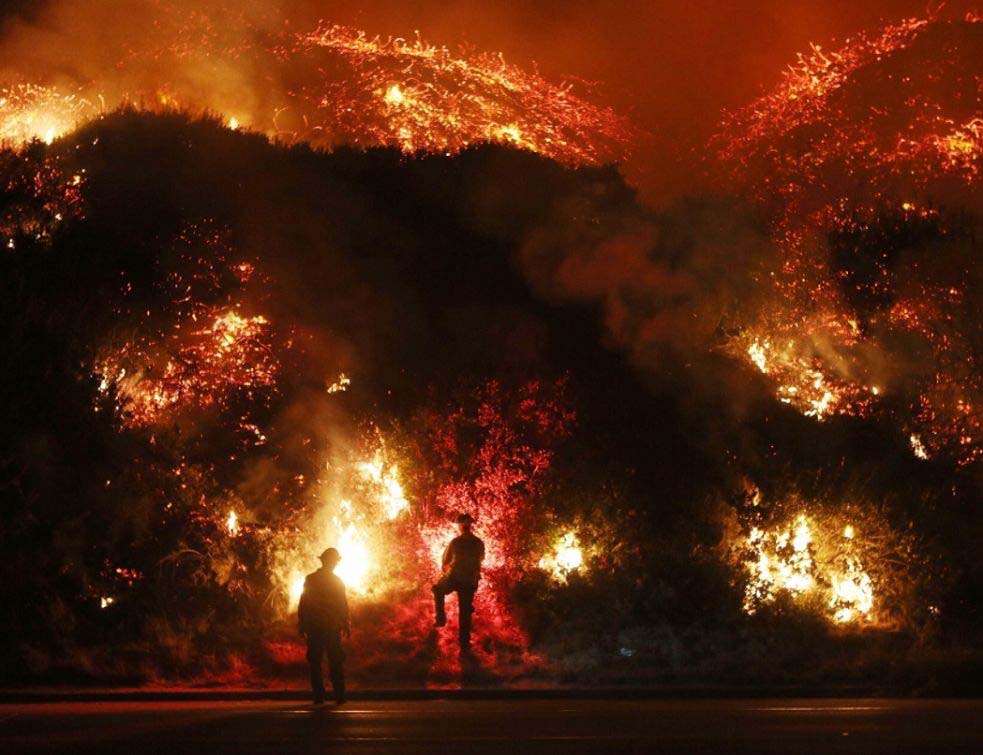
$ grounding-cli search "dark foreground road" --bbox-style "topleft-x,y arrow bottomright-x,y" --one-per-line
1,698 -> 980,754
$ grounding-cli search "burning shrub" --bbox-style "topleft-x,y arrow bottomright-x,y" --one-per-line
722,486 -> 930,630
96,307 -> 279,427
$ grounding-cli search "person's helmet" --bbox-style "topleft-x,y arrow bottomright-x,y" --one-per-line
319,547 -> 341,564
455,513 -> 475,525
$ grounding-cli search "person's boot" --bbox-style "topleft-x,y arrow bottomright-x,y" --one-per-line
334,679 -> 346,705
459,607 -> 472,649
311,671 -> 325,705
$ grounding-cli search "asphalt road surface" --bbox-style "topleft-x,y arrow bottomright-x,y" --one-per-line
1,698 -> 980,754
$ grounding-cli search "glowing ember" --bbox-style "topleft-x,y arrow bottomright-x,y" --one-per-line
933,118 -> 983,179
0,149 -> 86,248
226,510 -> 239,536
327,373 -> 351,393
99,596 -> 115,609
0,84 -> 99,146
538,531 -> 584,582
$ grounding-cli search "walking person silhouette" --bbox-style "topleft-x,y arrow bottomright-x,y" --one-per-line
298,547 -> 350,704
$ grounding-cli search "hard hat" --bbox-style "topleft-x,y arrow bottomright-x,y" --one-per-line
456,513 -> 475,524
320,547 -> 341,563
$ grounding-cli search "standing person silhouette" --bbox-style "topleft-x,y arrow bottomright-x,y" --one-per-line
433,513 -> 485,650
298,547 -> 350,705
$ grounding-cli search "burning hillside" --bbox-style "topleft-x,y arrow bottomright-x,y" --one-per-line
0,108 -> 968,690
714,14 -> 983,466
0,6 -> 979,693
0,110 -> 645,686
0,5 -> 630,164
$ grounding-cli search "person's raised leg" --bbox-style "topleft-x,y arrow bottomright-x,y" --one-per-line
432,578 -> 450,627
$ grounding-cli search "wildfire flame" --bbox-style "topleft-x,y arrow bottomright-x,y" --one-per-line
539,531 -> 584,582
288,574 -> 305,608
295,24 -> 631,163
0,84 -> 98,146
829,558 -> 874,623
743,336 -> 878,420
333,518 -> 372,592
276,444 -> 412,604
742,514 -> 874,624
910,434 -> 929,460
327,373 -> 351,393
354,451 -> 409,520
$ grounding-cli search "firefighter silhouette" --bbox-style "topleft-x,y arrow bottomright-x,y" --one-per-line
433,513 -> 485,650
298,547 -> 350,704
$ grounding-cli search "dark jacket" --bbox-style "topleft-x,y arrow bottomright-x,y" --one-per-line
298,568 -> 349,634
441,532 -> 485,587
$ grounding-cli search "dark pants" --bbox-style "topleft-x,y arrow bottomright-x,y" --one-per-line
433,576 -> 476,649
306,629 -> 345,703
